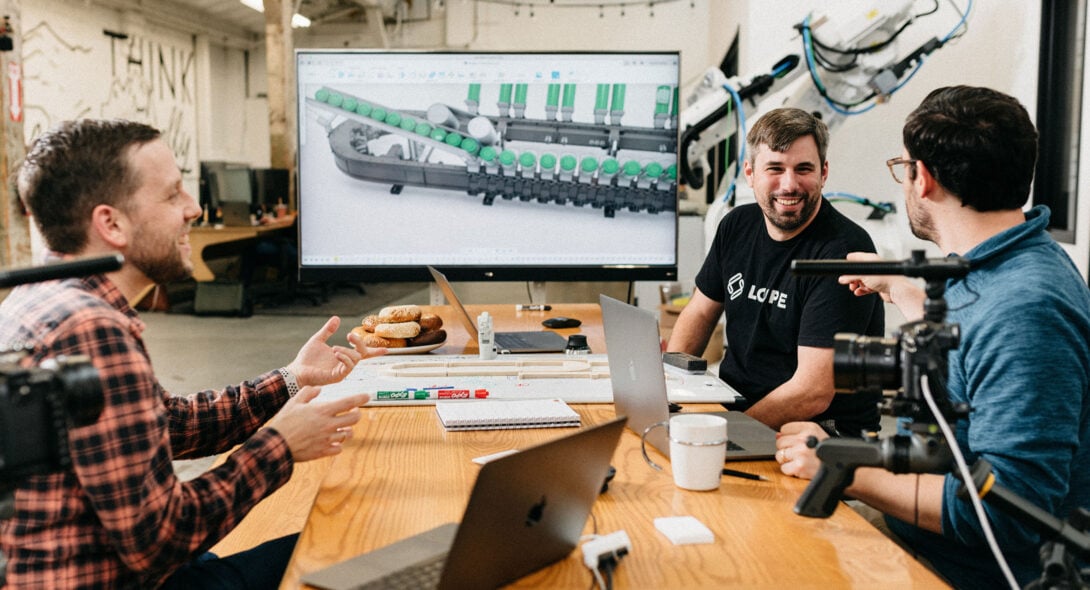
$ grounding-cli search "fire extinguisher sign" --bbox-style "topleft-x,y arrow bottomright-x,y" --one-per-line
8,61 -> 22,122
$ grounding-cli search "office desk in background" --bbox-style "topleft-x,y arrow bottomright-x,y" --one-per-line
188,214 -> 296,282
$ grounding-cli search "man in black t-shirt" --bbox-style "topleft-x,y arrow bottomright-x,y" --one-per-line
667,108 -> 884,436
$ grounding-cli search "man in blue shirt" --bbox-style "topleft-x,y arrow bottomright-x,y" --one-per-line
776,86 -> 1090,588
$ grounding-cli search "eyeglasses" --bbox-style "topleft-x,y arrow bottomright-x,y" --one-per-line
886,157 -> 918,184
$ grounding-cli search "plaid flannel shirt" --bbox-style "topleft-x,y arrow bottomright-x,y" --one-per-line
0,274 -> 294,588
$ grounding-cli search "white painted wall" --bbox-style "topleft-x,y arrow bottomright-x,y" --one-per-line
24,0 -> 1086,282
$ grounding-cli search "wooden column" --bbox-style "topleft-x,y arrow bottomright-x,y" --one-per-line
263,0 -> 295,209
0,0 -> 29,268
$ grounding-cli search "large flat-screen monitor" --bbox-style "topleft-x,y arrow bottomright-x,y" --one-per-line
296,50 -> 680,282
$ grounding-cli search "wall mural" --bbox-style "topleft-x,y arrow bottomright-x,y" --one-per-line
22,6 -> 199,186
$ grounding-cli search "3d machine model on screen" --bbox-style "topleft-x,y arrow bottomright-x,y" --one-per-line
307,78 -> 679,218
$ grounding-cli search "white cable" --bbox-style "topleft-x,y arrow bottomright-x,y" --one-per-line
920,374 -> 1019,589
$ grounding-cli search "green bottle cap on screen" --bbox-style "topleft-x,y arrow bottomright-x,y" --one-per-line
560,155 -> 577,172
602,158 -> 619,175
645,162 -> 664,178
430,128 -> 447,142
400,117 -> 417,131
342,97 -> 358,112
461,137 -> 480,155
315,88 -> 330,102
540,153 -> 557,170
519,152 -> 536,168
371,107 -> 386,121
622,160 -> 642,176
479,146 -> 497,162
356,102 -> 373,117
581,157 -> 598,174
445,132 -> 464,147
327,92 -> 343,108
666,163 -> 678,180
499,150 -> 517,167
384,112 -> 402,127
415,121 -> 432,136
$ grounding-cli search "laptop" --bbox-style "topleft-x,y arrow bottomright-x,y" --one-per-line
427,266 -> 568,353
300,416 -> 627,590
599,294 -> 777,462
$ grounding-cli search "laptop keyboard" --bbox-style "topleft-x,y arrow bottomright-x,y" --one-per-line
359,553 -> 446,590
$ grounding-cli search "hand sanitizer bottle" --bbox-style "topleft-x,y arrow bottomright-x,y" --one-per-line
478,311 -> 496,360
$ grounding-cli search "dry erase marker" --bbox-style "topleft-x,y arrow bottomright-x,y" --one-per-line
438,389 -> 472,399
376,390 -> 412,400
474,389 -> 490,399
515,304 -> 551,311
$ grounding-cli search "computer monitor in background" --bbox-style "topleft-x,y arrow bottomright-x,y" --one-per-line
295,50 -> 680,283
210,166 -> 255,226
252,168 -> 291,210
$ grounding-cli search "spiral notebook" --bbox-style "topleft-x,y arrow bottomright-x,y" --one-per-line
435,399 -> 581,430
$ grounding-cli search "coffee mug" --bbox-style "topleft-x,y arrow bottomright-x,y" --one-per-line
641,414 -> 728,491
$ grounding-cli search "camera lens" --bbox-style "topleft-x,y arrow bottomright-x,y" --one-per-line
833,333 -> 901,393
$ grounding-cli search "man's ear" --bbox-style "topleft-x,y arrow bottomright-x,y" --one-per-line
913,161 -> 940,201
742,158 -> 754,187
90,204 -> 129,249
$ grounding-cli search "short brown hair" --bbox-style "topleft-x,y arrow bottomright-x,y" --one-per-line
746,108 -> 830,165
19,119 -> 161,253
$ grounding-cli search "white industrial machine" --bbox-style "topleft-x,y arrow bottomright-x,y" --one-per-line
677,1 -> 972,242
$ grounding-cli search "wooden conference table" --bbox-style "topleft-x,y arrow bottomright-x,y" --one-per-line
215,304 -> 947,588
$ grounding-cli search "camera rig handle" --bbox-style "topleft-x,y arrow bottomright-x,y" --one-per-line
791,250 -> 970,323
795,432 -> 954,518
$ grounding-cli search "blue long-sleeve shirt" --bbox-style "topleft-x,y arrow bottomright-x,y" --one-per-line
888,206 -> 1090,588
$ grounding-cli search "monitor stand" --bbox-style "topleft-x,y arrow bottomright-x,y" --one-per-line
428,281 -> 549,305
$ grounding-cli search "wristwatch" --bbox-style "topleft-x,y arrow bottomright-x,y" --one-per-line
277,367 -> 300,397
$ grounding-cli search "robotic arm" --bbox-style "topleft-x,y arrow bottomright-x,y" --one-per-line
679,1 -> 970,201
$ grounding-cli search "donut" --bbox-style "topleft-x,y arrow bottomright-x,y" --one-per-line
378,304 -> 422,323
355,329 -> 407,348
360,314 -> 381,332
374,321 -> 421,339
409,328 -> 447,346
418,313 -> 443,331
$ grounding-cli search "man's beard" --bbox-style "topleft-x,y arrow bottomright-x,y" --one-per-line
129,225 -> 192,284
906,187 -> 937,243
761,190 -> 821,233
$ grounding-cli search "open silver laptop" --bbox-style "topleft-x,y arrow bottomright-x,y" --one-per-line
600,294 -> 777,462
300,416 -> 627,590
427,266 -> 568,353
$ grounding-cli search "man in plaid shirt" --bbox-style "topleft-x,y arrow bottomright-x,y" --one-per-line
0,119 -> 377,588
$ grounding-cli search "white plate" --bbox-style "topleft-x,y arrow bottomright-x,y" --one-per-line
383,342 -> 444,355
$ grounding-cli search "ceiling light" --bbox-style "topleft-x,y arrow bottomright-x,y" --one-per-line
240,0 -> 311,28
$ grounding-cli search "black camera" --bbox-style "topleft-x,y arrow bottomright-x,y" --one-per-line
0,255 -> 122,503
0,352 -> 104,493
832,333 -> 900,393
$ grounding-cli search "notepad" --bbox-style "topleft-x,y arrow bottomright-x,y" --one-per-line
435,399 -> 581,431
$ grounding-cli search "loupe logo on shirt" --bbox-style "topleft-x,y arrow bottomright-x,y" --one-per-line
727,273 -> 745,300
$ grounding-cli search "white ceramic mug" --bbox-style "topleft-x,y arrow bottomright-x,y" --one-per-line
640,414 -> 728,491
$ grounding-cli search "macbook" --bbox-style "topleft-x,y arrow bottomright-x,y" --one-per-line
300,416 -> 627,590
599,294 -> 777,462
427,266 -> 568,353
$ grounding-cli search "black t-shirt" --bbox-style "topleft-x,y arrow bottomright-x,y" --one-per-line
695,199 -> 884,435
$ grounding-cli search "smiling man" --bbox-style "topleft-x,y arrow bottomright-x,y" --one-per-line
0,119 -> 378,589
667,107 -> 884,436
